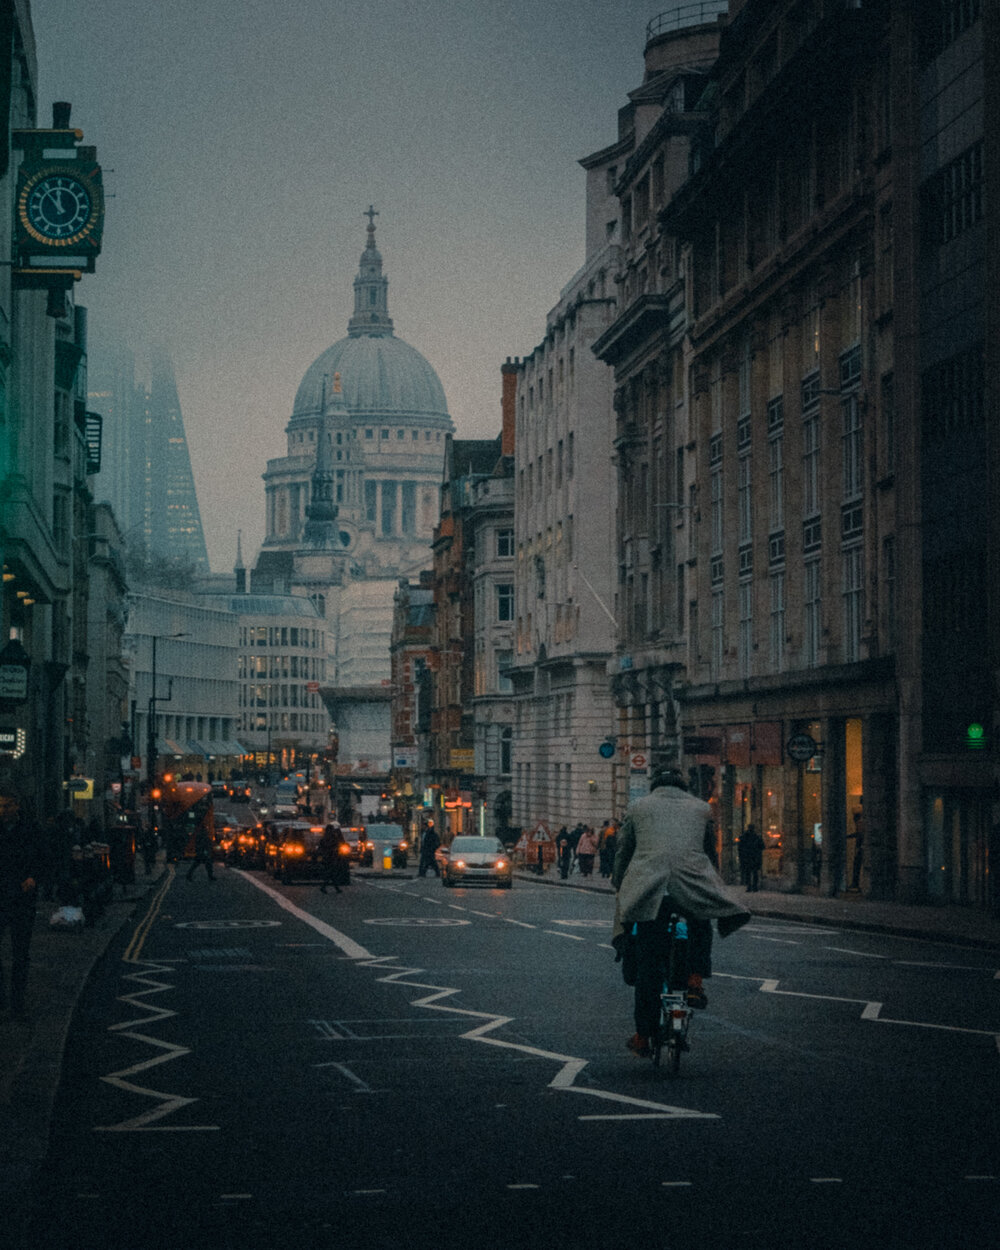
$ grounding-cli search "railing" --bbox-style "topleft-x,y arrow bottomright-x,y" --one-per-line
646,1 -> 729,39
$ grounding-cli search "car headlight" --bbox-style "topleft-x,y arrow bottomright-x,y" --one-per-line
285,844 -> 304,856
495,860 -> 507,870
454,859 -> 466,869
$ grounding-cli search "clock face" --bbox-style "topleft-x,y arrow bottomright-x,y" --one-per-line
22,173 -> 94,242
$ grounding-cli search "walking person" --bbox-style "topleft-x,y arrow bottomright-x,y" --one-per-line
575,826 -> 599,877
556,828 -> 572,880
319,823 -> 349,894
612,767 -> 751,1058
741,824 -> 764,892
0,803 -> 43,1021
418,822 -> 440,877
185,824 -> 215,881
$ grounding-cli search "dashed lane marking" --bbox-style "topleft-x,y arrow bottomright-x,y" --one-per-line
544,929 -> 586,941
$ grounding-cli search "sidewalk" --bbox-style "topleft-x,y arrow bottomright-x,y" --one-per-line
513,867 -> 1000,951
1,863 -> 166,1245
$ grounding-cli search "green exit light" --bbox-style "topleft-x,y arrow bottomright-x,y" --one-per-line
966,722 -> 986,749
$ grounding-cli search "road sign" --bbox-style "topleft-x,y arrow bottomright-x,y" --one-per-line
786,733 -> 818,762
630,752 -> 647,770
598,739 -> 615,759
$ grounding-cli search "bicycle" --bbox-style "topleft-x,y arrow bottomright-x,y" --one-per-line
651,914 -> 694,1074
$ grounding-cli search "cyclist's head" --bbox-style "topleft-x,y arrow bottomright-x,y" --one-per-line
650,767 -> 688,792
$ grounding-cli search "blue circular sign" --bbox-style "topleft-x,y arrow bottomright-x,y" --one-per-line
598,740 -> 615,759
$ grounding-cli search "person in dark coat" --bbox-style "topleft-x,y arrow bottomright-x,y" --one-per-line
185,825 -> 215,881
418,823 -> 440,877
741,824 -> 764,892
0,807 -> 43,1020
319,824 -> 350,893
556,828 -> 572,879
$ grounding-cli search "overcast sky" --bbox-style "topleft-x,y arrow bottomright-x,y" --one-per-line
32,0 -> 661,572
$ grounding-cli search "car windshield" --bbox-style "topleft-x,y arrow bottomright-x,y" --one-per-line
450,837 -> 503,854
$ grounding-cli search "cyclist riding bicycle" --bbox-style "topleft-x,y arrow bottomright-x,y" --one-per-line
612,766 -> 751,1058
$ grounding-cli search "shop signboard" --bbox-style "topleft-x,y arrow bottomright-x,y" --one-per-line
786,733 -> 819,762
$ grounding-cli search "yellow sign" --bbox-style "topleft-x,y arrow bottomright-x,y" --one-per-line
449,749 -> 475,772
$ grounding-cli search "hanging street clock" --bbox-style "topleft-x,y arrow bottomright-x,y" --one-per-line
12,103 -> 106,289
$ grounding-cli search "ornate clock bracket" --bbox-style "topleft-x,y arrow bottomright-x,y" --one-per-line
10,101 -> 105,310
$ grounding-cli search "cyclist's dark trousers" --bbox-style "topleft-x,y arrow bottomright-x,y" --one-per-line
633,896 -> 712,1039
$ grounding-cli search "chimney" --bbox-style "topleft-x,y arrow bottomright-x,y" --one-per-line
53,102 -> 72,128
500,356 -> 519,457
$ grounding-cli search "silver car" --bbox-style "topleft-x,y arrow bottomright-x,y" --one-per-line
441,836 -> 513,889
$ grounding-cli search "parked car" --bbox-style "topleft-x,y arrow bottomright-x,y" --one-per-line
441,836 -> 512,888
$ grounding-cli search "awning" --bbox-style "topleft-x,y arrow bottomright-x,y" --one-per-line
187,740 -> 209,757
204,740 -> 247,757
156,738 -> 189,756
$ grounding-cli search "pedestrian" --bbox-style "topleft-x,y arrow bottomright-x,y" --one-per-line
0,803 -> 43,1021
599,821 -> 617,878
556,828 -> 572,879
185,824 -> 215,881
741,824 -> 764,892
612,766 -> 751,1058
849,806 -> 865,890
575,826 -> 598,877
418,822 -> 440,877
319,823 -> 349,894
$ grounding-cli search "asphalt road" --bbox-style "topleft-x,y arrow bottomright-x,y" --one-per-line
23,863 -> 999,1250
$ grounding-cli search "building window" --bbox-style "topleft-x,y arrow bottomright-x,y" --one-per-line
802,406 -> 820,518
710,435 -> 723,556
843,546 -> 864,663
496,527 -> 514,558
921,343 -> 984,442
497,583 -> 514,622
882,535 -> 896,651
768,402 -> 784,532
711,590 -> 724,680
500,726 -> 512,775
920,0 -> 980,62
769,570 -> 785,671
842,393 -> 863,500
804,559 -> 821,668
738,451 -> 752,544
922,141 -> 984,247
738,581 -> 753,678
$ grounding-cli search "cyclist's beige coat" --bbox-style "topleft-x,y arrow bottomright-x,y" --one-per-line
611,784 -> 751,935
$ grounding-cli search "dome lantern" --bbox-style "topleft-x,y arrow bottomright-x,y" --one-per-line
347,205 -> 393,338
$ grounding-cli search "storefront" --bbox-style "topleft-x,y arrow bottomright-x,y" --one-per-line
682,704 -> 896,898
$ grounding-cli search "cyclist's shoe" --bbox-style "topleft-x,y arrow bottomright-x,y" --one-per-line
685,985 -> 708,1010
627,1033 -> 652,1058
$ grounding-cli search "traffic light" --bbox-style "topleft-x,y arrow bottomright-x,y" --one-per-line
965,722 -> 987,750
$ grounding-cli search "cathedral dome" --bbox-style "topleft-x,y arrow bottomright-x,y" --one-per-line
291,209 -> 449,424
292,333 -> 448,420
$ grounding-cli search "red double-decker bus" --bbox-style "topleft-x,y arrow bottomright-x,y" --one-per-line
154,777 -> 215,862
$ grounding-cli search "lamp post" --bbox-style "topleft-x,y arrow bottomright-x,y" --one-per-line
145,631 -> 189,835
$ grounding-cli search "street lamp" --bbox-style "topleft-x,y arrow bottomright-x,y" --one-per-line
146,631 -> 189,833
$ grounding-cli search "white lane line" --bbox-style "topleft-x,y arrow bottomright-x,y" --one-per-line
749,936 -> 801,945
662,1181 -> 694,1187
238,870 -> 373,958
543,929 -> 586,941
369,962 -> 717,1121
507,1184 -> 541,1190
503,918 -> 537,928
468,909 -> 497,918
823,946 -> 888,959
811,1178 -> 843,1184
313,1061 -> 376,1092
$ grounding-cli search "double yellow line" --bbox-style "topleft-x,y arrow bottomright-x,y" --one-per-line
122,864 -> 175,963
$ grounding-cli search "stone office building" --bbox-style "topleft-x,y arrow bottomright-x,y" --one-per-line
623,0 -> 997,907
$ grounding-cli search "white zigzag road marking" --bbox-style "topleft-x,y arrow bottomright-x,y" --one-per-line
719,972 -> 1000,1051
363,958 -> 717,1120
94,958 -> 218,1133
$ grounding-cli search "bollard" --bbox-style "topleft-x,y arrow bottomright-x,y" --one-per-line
382,844 -> 393,871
